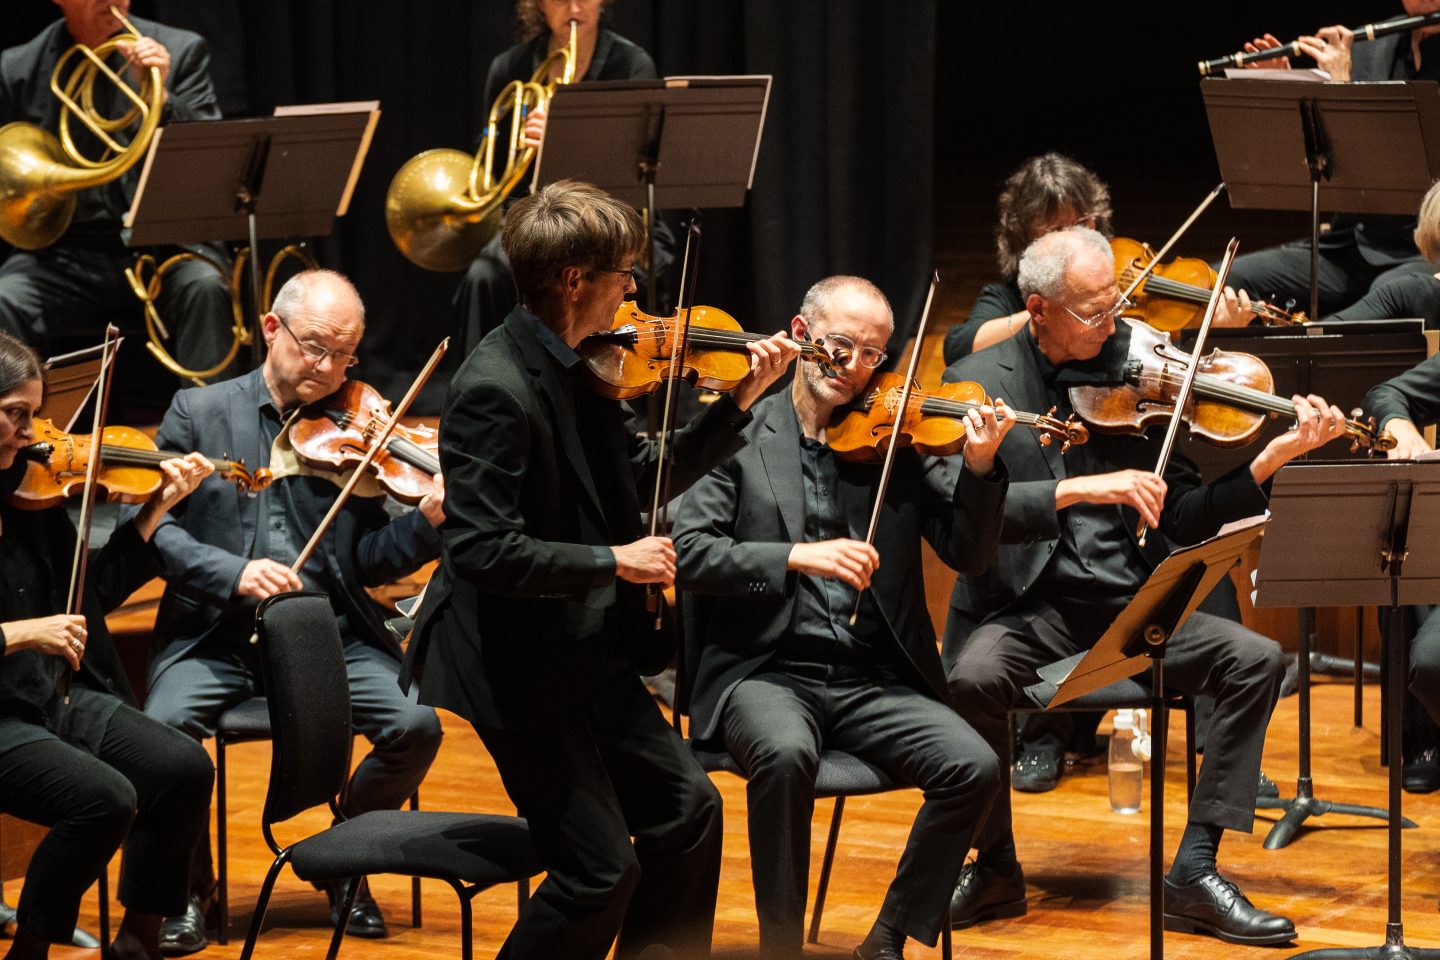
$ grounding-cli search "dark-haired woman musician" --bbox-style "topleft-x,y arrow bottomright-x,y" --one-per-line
453,0 -> 665,355
0,331 -> 214,960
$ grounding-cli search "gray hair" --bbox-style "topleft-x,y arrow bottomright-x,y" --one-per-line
269,269 -> 366,325
1016,226 -> 1113,301
799,275 -> 894,331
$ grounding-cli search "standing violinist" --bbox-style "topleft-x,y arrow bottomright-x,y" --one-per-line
401,179 -> 799,960
127,269 -> 445,952
1223,2 -> 1440,316
0,330 -> 216,960
671,275 -> 1012,960
942,227 -> 1349,946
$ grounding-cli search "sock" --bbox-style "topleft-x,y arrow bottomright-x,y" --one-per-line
979,832 -> 1019,873
1168,820 -> 1224,884
860,917 -> 905,955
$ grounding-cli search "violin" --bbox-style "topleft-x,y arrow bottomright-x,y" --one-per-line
580,301 -> 847,400
286,380 -> 441,505
12,419 -> 269,511
827,371 -> 1089,463
1067,319 -> 1394,453
1112,237 -> 1306,331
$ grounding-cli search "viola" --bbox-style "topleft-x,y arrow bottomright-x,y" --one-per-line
1113,237 -> 1306,331
826,371 -> 1089,463
286,379 -> 441,505
11,419 -> 269,511
1067,319 -> 1394,453
580,301 -> 847,400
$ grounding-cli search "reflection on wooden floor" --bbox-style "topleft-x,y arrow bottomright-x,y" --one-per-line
40,680 -> 1440,960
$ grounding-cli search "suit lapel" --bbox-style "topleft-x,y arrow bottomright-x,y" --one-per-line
756,398 -> 805,541
506,315 -> 606,523
995,338 -> 1064,482
229,372 -> 267,555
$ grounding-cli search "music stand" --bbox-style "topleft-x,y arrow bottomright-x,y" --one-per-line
121,103 -> 380,361
1201,78 -> 1440,845
1026,516 -> 1267,960
537,76 -> 770,315
1257,461 -> 1440,960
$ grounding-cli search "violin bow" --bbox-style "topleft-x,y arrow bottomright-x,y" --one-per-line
646,221 -> 702,628
1136,238 -> 1240,548
1118,182 -> 1227,303
58,324 -> 122,702
847,271 -> 940,626
250,337 -> 449,644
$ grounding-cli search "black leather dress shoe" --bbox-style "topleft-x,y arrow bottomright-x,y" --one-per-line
949,860 -> 1027,929
853,945 -> 904,960
1163,870 -> 1296,946
1012,747 -> 1061,793
325,878 -> 389,939
158,893 -> 211,956
1405,746 -> 1440,794
1256,771 -> 1280,799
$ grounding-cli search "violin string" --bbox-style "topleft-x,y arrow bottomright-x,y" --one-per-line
1146,370 -> 1372,435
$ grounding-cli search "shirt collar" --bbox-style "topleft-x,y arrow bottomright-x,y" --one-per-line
521,305 -> 583,372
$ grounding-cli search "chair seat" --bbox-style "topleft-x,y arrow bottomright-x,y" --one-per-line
691,746 -> 900,799
217,697 -> 271,739
288,811 -> 539,889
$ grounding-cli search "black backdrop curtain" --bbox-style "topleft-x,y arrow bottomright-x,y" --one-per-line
0,1 -> 936,407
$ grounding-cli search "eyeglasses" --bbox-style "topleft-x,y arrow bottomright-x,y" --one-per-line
817,332 -> 887,369
276,315 -> 361,368
590,264 -> 638,283
1039,212 -> 1100,237
1063,294 -> 1132,328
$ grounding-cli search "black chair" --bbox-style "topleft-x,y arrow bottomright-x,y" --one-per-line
213,697 -> 423,944
673,592 -> 955,958
238,593 -> 540,960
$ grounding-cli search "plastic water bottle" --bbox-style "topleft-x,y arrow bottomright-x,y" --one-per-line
1109,709 -> 1144,814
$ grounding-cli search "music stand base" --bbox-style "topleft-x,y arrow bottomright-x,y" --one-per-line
1292,938 -> 1440,959
1262,791 -> 1411,849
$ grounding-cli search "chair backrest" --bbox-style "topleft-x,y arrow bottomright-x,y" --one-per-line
254,592 -> 353,826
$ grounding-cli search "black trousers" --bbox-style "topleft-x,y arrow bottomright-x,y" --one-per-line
1405,607 -> 1440,734
722,662 -> 998,958
947,604 -> 1283,853
1223,239 -> 1430,318
0,244 -> 233,375
475,658 -> 722,960
0,689 -> 213,944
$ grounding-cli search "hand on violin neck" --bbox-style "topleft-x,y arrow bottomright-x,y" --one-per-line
960,398 -> 1015,477
235,558 -> 304,601
133,453 -> 215,541
787,539 -> 879,592
1215,286 -> 1256,328
1056,469 -> 1167,531
1250,394 -> 1348,484
732,332 -> 804,411
612,535 -> 675,586
1383,418 -> 1433,460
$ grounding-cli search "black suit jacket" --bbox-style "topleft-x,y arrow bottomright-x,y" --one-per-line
941,327 -> 1269,630
400,307 -> 752,732
1365,351 -> 1440,431
671,391 -> 1008,743
0,16 -> 220,237
131,368 -> 441,686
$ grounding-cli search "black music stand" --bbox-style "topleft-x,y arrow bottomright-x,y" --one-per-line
1202,78 -> 1440,844
1026,516 -> 1267,960
537,76 -> 770,315
1256,462 -> 1440,960
122,103 -> 379,360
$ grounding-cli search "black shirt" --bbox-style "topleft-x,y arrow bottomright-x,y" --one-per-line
1329,269 -> 1440,329
778,433 -> 882,664
1020,329 -> 1146,623
0,504 -> 61,724
943,279 -> 1025,365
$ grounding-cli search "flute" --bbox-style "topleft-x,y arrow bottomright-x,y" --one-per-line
1198,9 -> 1440,76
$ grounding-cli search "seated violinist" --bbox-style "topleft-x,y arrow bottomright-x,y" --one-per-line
672,275 -> 1013,960
942,227 -> 1349,946
943,152 -> 1255,366
124,269 -> 445,952
0,330 -> 215,960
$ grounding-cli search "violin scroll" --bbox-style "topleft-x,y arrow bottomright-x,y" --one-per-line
1032,407 -> 1090,453
1349,409 -> 1396,456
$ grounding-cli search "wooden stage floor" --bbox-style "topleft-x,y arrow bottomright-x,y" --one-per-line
36,677 -> 1440,960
